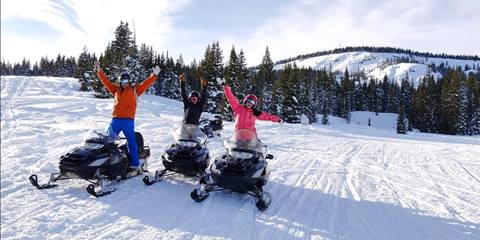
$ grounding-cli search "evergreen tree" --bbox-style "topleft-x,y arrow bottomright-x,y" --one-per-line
338,68 -> 354,122
439,69 -> 464,134
0,60 -> 13,75
200,41 -> 224,113
456,72 -> 469,134
400,78 -> 414,130
236,49 -> 249,94
276,64 -> 301,123
380,75 -> 389,112
466,73 -> 480,135
75,46 -> 95,91
397,105 -> 407,134
321,110 -> 329,125
223,46 -> 239,120
254,47 -> 275,111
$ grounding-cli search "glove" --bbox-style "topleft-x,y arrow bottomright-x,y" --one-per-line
216,78 -> 226,86
94,61 -> 100,72
271,115 -> 282,123
179,74 -> 185,82
201,78 -> 208,87
153,65 -> 161,75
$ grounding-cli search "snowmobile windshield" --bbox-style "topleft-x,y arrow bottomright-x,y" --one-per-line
83,129 -> 113,147
224,129 -> 266,153
173,124 -> 207,144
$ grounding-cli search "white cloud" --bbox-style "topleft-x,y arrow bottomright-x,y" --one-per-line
238,0 -> 480,65
1,0 -> 191,63
1,0 -> 479,66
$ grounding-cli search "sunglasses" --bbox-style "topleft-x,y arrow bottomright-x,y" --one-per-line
190,96 -> 199,101
120,79 -> 130,85
245,98 -> 256,105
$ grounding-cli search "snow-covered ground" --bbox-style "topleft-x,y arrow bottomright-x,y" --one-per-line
275,51 -> 479,86
1,76 -> 480,240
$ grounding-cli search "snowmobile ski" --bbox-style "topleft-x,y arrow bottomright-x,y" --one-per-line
28,173 -> 68,190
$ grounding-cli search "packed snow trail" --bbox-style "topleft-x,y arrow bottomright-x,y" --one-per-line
1,76 -> 480,240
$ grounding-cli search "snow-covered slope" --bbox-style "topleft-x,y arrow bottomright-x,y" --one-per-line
275,51 -> 479,86
2,76 -> 480,240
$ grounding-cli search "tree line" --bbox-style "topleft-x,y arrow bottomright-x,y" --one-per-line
1,55 -> 76,77
1,21 -> 479,135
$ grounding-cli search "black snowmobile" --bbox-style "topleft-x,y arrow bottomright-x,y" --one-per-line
190,129 -> 274,211
29,130 -> 150,197
142,124 -> 210,185
199,114 -> 223,138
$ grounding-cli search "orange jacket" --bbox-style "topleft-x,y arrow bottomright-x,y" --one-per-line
98,70 -> 157,119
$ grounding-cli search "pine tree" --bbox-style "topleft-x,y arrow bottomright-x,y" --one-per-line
439,69 -> 466,134
223,46 -> 239,120
466,73 -> 480,135
200,41 -> 224,114
381,75 -> 389,112
400,78 -> 414,130
338,68 -> 354,122
236,49 -> 249,94
75,46 -> 95,91
277,64 -> 301,123
456,71 -> 469,134
397,105 -> 407,134
175,54 -> 185,74
254,47 -> 275,111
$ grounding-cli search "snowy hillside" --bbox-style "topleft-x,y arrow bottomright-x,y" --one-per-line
2,76 -> 480,239
275,51 -> 479,86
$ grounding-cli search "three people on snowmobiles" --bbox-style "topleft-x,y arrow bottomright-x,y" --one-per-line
95,61 -> 160,176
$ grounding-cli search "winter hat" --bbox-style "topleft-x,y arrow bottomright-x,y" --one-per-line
118,72 -> 132,83
189,91 -> 201,101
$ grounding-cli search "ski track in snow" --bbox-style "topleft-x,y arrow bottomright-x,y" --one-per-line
1,76 -> 480,240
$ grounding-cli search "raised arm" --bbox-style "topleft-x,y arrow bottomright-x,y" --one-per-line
179,75 -> 188,105
200,78 -> 208,110
224,85 -> 240,114
97,69 -> 117,94
136,74 -> 158,96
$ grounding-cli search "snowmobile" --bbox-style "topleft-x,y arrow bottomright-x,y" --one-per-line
142,124 -> 210,185
28,130 -> 150,197
199,114 -> 223,138
190,129 -> 274,211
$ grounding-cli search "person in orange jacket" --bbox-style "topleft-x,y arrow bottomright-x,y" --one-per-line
95,61 -> 160,175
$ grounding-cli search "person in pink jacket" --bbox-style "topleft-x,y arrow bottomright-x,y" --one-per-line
224,84 -> 282,134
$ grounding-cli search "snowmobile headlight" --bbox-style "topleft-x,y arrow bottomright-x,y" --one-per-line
228,150 -> 254,159
88,157 -> 109,167
176,140 -> 197,148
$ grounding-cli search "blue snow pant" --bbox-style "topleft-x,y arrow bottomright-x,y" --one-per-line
108,118 -> 139,167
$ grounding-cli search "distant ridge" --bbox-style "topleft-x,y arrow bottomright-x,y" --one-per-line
274,46 -> 479,66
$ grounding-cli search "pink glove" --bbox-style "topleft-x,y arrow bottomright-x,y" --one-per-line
271,115 -> 282,123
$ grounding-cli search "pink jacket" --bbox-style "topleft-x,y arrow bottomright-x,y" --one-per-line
224,85 -> 280,133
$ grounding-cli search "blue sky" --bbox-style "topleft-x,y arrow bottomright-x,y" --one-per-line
1,0 -> 479,66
